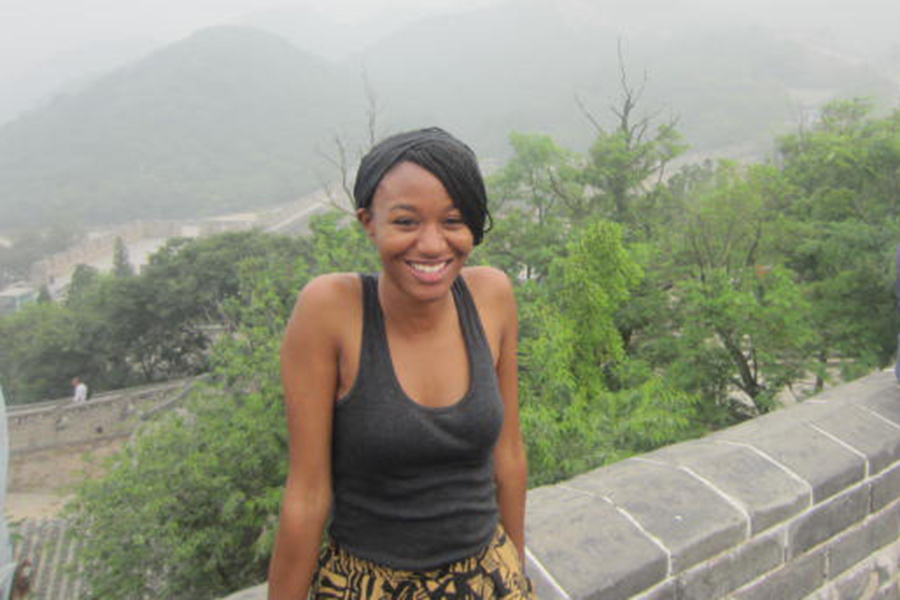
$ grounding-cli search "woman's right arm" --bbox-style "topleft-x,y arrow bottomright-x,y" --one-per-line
268,275 -> 345,599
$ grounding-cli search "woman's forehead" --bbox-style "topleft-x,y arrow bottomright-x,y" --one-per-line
373,162 -> 454,207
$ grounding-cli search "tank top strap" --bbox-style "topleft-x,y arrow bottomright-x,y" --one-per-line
451,276 -> 492,360
358,273 -> 388,371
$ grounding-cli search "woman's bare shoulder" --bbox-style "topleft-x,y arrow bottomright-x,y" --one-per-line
286,273 -> 363,336
461,266 -> 514,304
298,272 -> 361,304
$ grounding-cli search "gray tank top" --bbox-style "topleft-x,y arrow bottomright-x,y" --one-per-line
329,273 -> 504,569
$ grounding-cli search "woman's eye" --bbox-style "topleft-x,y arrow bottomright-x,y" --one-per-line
445,217 -> 465,227
393,218 -> 416,226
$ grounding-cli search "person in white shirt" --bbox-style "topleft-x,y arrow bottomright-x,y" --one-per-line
72,377 -> 88,404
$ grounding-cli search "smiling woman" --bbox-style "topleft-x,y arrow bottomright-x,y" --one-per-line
267,128 -> 532,599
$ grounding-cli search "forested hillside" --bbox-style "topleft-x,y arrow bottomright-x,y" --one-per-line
0,26 -> 360,230
0,0 -> 895,233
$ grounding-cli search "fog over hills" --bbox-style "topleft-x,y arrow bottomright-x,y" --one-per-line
0,38 -> 160,126
0,26 -> 362,230
0,0 -> 897,232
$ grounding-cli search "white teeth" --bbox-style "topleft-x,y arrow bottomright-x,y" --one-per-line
410,262 -> 447,273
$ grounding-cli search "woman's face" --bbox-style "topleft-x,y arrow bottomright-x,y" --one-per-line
358,161 -> 474,304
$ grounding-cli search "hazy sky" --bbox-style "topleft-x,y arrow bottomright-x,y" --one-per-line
2,0 -> 898,80
0,0 -> 503,78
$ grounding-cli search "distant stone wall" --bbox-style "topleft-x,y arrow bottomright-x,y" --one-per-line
29,218 -> 256,285
223,371 -> 900,600
7,378 -> 197,455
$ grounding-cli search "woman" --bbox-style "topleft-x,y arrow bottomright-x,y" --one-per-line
268,128 -> 531,599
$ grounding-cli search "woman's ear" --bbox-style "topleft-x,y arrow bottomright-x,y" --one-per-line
357,207 -> 375,238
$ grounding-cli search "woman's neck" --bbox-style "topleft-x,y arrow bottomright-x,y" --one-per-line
377,275 -> 456,336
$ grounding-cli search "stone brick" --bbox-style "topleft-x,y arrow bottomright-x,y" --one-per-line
525,552 -> 568,600
221,583 -> 266,600
827,500 -> 900,577
803,584 -> 839,600
526,485 -> 667,600
807,406 -> 900,476
872,465 -> 900,512
715,418 -> 866,503
677,531 -> 784,600
859,383 -> 900,430
568,459 -> 746,573
731,547 -> 826,600
630,579 -> 678,600
648,440 -> 809,534
833,563 -> 881,600
872,582 -> 900,600
789,485 -> 869,559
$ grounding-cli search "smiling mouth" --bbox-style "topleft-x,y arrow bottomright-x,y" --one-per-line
408,260 -> 451,273
406,259 -> 453,282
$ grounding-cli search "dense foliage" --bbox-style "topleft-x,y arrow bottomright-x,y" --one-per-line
2,97 -> 897,597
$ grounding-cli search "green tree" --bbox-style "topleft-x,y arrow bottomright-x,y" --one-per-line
112,236 -> 134,277
68,254 -> 302,599
478,133 -> 575,281
777,99 -> 900,383
519,220 -> 697,483
577,52 -> 687,234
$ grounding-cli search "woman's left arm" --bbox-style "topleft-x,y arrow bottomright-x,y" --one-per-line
489,270 -> 529,564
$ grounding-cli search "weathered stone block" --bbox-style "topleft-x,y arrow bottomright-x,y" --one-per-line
526,485 -> 667,600
731,547 -> 826,600
872,464 -> 900,512
859,383 -> 900,430
677,531 -> 783,600
872,582 -> 900,600
833,563 -> 879,600
525,552 -> 568,600
648,440 -> 809,534
807,406 -> 900,476
568,459 -> 746,573
788,485 -> 869,559
221,583 -> 266,600
631,578 -> 677,600
715,418 -> 865,503
827,500 -> 900,577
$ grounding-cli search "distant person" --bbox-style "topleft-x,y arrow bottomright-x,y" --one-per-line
71,377 -> 88,404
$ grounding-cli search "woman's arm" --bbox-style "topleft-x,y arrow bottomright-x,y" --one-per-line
268,275 -> 345,599
483,269 -> 529,563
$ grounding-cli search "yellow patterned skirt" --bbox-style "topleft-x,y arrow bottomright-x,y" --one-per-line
310,526 -> 535,599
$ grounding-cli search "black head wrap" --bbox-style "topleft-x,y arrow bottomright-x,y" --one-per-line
353,127 -> 492,245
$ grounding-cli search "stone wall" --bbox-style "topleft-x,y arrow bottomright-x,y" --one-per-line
7,378 -> 197,455
224,371 -> 900,600
527,370 -> 900,600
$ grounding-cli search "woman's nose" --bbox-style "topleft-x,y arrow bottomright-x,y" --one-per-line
417,223 -> 447,254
